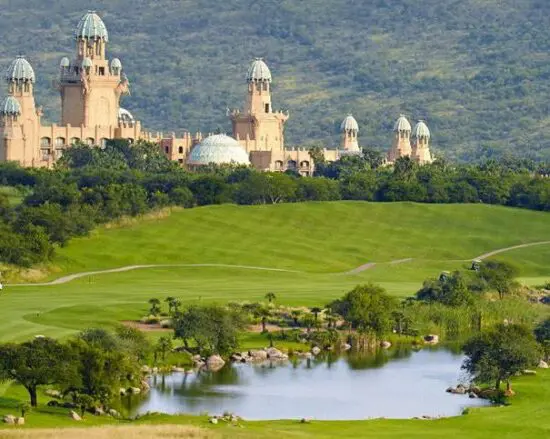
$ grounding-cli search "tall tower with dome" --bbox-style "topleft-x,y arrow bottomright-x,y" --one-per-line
58,11 -> 129,128
230,58 -> 289,152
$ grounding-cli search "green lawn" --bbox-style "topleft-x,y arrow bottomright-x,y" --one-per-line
1,202 -> 550,343
0,186 -> 23,206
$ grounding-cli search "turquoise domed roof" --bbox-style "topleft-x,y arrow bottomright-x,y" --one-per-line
246,58 -> 272,82
118,107 -> 134,122
413,120 -> 431,138
60,57 -> 70,68
5,56 -> 35,82
188,134 -> 250,166
111,58 -> 122,69
1,96 -> 22,116
75,11 -> 109,41
394,114 -> 411,132
341,114 -> 359,132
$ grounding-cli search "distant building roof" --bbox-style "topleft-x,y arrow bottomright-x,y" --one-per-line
1,96 -> 22,116
340,114 -> 359,132
246,58 -> 272,82
5,56 -> 35,82
188,134 -> 250,166
412,120 -> 431,138
75,11 -> 109,41
394,114 -> 411,132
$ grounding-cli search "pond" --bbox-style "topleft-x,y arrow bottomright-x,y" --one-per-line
124,348 -> 490,420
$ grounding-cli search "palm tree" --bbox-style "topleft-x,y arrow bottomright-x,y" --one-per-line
291,310 -> 302,327
256,306 -> 272,333
302,314 -> 315,334
148,298 -> 161,315
265,292 -> 276,304
172,299 -> 182,315
310,307 -> 323,323
165,296 -> 176,314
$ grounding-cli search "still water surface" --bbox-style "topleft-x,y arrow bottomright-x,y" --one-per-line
128,349 -> 489,420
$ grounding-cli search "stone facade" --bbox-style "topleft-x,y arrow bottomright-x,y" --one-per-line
0,11 -> 433,172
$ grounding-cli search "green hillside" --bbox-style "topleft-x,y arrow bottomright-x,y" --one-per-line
2,1 -> 550,160
52,202 -> 550,276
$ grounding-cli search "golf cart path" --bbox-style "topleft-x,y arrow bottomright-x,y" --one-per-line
7,240 -> 550,286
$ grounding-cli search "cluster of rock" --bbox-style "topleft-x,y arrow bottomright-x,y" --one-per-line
230,347 -> 289,363
446,384 -> 481,399
209,412 -> 241,424
2,415 -> 25,425
423,334 -> 439,345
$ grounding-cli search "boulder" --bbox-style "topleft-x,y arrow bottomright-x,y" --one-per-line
468,392 -> 478,399
108,409 -> 121,418
15,417 -> 25,425
266,347 -> 287,360
45,389 -> 61,398
523,369 -> 537,376
93,407 -> 105,416
210,417 -> 218,424
152,367 -> 159,374
141,365 -> 151,374
380,341 -> 392,349
538,360 -> 549,369
311,346 -> 321,355
192,354 -> 202,362
141,379 -> 151,391
207,355 -> 226,371
127,387 -> 141,394
172,366 -> 186,372
424,334 -> 439,345
119,388 -> 127,396
249,350 -> 268,361
69,410 -> 82,421
3,415 -> 16,424
342,343 -> 352,351
230,353 -> 243,362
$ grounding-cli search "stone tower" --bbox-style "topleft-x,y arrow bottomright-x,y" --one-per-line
412,120 -> 433,164
0,56 -> 40,165
340,114 -> 360,151
387,114 -> 412,162
59,11 -> 128,128
230,58 -> 288,152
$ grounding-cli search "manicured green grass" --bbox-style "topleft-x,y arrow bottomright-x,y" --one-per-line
0,186 -> 23,206
49,202 -> 550,276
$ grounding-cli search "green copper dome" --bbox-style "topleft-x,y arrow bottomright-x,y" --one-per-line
413,120 -> 431,138
341,114 -> 359,132
5,56 -> 35,83
188,134 -> 250,166
1,96 -> 22,116
75,11 -> 109,41
394,114 -> 411,132
246,58 -> 272,82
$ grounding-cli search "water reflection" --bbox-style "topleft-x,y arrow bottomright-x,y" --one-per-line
126,348 -> 489,420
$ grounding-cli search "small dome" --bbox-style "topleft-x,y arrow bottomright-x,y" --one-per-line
111,58 -> 122,69
394,114 -> 411,132
118,107 -> 135,123
340,114 -> 359,132
60,57 -> 70,68
246,58 -> 272,82
413,120 -> 431,138
1,96 -> 22,116
188,134 -> 250,166
75,11 -> 109,41
5,56 -> 35,83
82,57 -> 93,68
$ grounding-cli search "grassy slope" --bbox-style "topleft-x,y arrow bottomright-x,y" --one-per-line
0,371 -> 549,438
52,202 -> 550,275
2,202 -> 550,343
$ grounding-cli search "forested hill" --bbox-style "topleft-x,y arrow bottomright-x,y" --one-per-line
2,0 -> 550,161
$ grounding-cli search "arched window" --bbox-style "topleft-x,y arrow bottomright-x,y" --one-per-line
287,160 -> 297,169
40,137 -> 51,148
100,138 -> 108,149
178,146 -> 183,154
70,137 -> 80,145
300,160 -> 310,168
86,137 -> 95,146
165,146 -> 169,154
274,160 -> 283,170
55,137 -> 65,147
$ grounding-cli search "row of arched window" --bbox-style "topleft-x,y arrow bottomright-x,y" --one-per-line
40,137 -> 110,148
274,160 -> 310,170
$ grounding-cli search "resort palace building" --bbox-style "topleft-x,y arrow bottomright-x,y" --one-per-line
0,11 -> 433,173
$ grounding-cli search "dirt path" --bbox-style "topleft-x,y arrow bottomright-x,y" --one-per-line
7,264 -> 300,287
6,241 -> 550,286
474,241 -> 550,260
